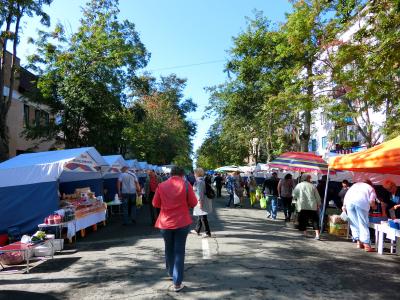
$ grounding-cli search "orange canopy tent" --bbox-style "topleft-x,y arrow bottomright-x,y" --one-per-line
321,136 -> 400,229
328,136 -> 400,175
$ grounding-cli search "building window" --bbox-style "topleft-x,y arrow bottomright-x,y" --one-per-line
321,113 -> 327,125
308,139 -> 317,152
24,105 -> 30,127
35,109 -> 41,127
42,111 -> 49,126
322,136 -> 327,149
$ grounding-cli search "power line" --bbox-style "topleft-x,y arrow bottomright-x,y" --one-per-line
146,59 -> 226,72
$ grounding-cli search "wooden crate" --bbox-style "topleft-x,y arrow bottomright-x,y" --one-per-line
328,223 -> 348,237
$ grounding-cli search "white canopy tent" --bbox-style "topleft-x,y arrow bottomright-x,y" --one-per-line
0,147 -> 108,233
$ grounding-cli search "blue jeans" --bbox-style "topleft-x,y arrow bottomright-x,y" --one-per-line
267,196 -> 277,219
226,193 -> 233,207
160,225 -> 190,286
347,203 -> 370,244
121,193 -> 137,224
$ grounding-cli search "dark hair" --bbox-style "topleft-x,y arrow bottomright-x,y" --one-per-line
342,179 -> 349,185
284,174 -> 292,180
272,172 -> 278,176
364,179 -> 373,186
170,166 -> 185,177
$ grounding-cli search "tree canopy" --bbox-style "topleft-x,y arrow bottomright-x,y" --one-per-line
24,0 -> 196,167
198,0 -> 400,169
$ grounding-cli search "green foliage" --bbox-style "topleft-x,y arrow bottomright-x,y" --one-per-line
325,0 -> 400,146
0,0 -> 53,161
124,74 -> 196,169
203,3 -> 334,165
25,0 -> 196,166
25,0 -> 149,154
200,0 -> 400,166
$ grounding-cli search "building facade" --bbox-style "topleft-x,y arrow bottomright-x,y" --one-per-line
310,10 -> 385,159
3,51 -> 56,158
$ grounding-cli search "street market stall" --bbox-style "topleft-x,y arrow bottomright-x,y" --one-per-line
214,165 -> 241,173
0,148 -> 109,237
327,136 -> 400,254
103,155 -> 129,201
126,159 -> 139,171
268,152 -> 331,175
268,152 -> 341,232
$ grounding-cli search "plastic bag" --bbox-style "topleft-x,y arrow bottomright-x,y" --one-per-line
233,193 -> 240,205
260,197 -> 267,209
193,204 -> 208,216
136,195 -> 143,207
255,187 -> 262,200
21,235 -> 31,244
340,211 -> 349,222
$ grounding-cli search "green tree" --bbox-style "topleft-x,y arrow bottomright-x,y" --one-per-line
25,0 -> 149,154
204,11 -> 305,164
0,0 -> 52,161
125,74 -> 196,168
325,0 -> 400,146
278,0 -> 336,151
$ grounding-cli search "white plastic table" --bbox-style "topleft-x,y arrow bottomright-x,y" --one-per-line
106,201 -> 122,216
377,222 -> 400,255
38,220 -> 77,243
368,222 -> 380,247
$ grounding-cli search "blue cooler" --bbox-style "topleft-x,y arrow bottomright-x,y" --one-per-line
388,219 -> 400,230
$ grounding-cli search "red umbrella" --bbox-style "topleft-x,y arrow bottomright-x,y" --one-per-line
268,152 -> 331,174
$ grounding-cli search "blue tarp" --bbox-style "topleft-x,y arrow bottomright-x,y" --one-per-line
59,179 -> 104,198
103,178 -> 118,201
0,182 -> 59,234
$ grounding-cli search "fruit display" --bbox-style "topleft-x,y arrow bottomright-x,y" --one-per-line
31,231 -> 47,243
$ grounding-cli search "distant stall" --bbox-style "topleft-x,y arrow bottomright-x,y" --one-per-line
103,155 -> 129,201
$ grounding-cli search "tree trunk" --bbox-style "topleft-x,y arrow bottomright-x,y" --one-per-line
0,11 -> 13,161
299,63 -> 313,152
299,110 -> 311,152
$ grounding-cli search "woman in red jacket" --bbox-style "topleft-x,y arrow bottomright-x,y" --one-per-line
152,166 -> 198,292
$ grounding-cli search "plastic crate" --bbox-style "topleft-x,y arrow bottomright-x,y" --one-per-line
34,241 -> 54,257
53,239 -> 64,251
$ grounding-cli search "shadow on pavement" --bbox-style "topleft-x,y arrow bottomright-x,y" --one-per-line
0,290 -> 65,300
29,257 -> 81,274
1,192 -> 399,299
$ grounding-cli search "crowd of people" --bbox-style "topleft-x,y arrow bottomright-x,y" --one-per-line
115,165 -> 400,292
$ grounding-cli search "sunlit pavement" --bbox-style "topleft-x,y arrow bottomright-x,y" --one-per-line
1,193 -> 399,300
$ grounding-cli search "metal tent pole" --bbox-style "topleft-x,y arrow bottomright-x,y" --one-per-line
320,168 -> 330,231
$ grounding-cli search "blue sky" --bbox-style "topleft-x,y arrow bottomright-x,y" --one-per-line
18,0 -> 292,156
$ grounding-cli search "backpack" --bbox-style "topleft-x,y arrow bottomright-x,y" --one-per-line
205,181 -> 216,199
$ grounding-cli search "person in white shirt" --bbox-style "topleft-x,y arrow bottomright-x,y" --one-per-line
342,180 -> 377,252
118,167 -> 141,225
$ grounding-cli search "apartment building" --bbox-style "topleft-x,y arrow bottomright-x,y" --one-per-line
3,50 -> 57,157
310,9 -> 385,159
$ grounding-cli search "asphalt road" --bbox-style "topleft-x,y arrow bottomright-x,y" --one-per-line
1,193 -> 399,299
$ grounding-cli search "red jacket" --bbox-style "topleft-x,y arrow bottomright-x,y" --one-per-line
152,176 -> 198,229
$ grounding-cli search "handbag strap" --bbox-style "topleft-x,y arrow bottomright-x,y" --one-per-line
185,180 -> 189,206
